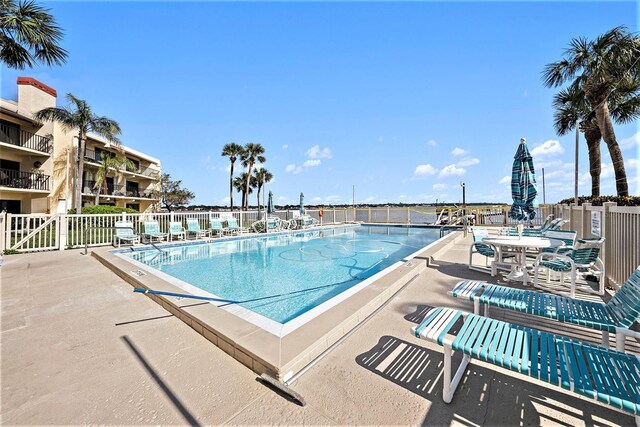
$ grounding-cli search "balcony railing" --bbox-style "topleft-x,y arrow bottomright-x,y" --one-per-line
84,148 -> 159,180
82,180 -> 155,198
0,123 -> 52,154
0,168 -> 50,191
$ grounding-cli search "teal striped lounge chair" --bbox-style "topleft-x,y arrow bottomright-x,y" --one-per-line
143,220 -> 167,242
209,219 -> 228,236
186,219 -> 208,239
534,237 -> 606,297
113,221 -> 140,247
450,265 -> 640,351
168,221 -> 186,241
225,217 -> 248,234
412,307 -> 640,424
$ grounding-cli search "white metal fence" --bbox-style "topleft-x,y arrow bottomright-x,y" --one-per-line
2,204 -> 638,288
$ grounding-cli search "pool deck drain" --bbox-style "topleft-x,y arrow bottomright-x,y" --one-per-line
92,229 -> 461,379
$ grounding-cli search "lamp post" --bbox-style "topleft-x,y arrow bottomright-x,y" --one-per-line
460,182 -> 466,213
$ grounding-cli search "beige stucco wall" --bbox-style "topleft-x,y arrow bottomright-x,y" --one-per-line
1,78 -> 162,214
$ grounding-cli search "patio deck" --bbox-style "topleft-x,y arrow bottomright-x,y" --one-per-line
1,233 -> 637,425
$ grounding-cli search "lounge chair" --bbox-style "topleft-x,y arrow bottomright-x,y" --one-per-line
450,265 -> 640,350
113,221 -> 140,247
143,220 -> 167,242
168,221 -> 186,241
251,216 -> 281,233
186,219 -> 209,239
225,217 -> 248,234
534,237 -> 606,297
209,218 -> 228,236
411,307 -> 640,424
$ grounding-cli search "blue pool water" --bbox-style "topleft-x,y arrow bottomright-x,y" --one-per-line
120,225 -> 440,324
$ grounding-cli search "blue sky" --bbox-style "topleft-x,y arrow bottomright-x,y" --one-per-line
2,1 -> 638,206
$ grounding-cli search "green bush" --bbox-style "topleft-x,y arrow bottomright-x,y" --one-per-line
557,195 -> 640,206
67,205 -> 140,214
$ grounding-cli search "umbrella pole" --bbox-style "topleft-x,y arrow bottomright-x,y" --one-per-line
574,123 -> 579,205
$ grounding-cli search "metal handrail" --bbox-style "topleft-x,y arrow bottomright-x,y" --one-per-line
83,225 -> 138,255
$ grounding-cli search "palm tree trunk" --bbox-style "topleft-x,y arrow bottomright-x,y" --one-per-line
244,163 -> 254,211
587,85 -> 628,196
256,186 -> 261,215
75,132 -> 86,212
583,123 -> 602,197
229,161 -> 235,211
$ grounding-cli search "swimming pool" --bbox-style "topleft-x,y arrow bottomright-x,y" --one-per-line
115,225 -> 440,334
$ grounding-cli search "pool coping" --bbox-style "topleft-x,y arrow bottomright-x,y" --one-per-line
92,225 -> 463,380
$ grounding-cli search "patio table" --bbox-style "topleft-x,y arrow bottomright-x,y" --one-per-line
482,236 -> 563,287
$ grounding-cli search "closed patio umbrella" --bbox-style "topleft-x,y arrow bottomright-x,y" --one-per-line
299,192 -> 305,214
267,191 -> 275,214
509,138 -> 538,222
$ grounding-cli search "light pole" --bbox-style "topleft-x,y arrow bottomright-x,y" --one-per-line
460,182 -> 466,213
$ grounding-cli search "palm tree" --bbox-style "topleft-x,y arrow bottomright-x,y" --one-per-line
221,143 -> 245,211
552,80 -> 640,197
93,153 -> 136,205
233,172 -> 256,209
1,0 -> 68,69
35,93 -> 121,212
240,143 -> 265,210
543,26 -> 640,196
253,167 -> 273,214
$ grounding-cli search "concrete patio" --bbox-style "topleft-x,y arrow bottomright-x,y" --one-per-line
1,233 -> 637,425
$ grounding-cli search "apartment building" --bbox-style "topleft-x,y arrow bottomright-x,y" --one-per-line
0,77 -> 161,214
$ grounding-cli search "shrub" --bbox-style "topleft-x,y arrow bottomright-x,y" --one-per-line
557,195 -> 640,206
67,205 -> 140,215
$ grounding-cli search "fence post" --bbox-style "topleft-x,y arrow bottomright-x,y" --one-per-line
59,214 -> 68,250
387,206 -> 390,223
407,207 -> 410,225
333,207 -> 336,224
368,207 -> 371,223
0,211 -> 6,252
581,203 -> 591,239
170,211 -> 175,223
601,201 -> 616,288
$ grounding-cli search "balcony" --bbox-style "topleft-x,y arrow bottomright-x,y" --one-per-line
84,148 -> 160,180
82,180 -> 155,199
0,168 -> 50,191
0,123 -> 52,154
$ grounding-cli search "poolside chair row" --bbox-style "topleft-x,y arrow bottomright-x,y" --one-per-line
412,266 -> 640,424
112,217 -> 249,247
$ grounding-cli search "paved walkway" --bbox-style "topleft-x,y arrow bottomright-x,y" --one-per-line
1,236 -> 637,425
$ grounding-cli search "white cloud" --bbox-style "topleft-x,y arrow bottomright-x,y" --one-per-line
225,164 -> 231,172
531,140 -> 564,157
620,131 -> 640,149
414,164 -> 437,176
451,148 -> 468,156
285,164 -> 303,174
312,196 -> 323,203
306,145 -> 332,159
303,159 -> 321,167
427,139 -> 437,146
433,183 -> 447,191
282,144 -> 288,150
499,176 -> 511,185
457,157 -> 480,167
439,164 -> 466,177
363,196 -> 375,203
